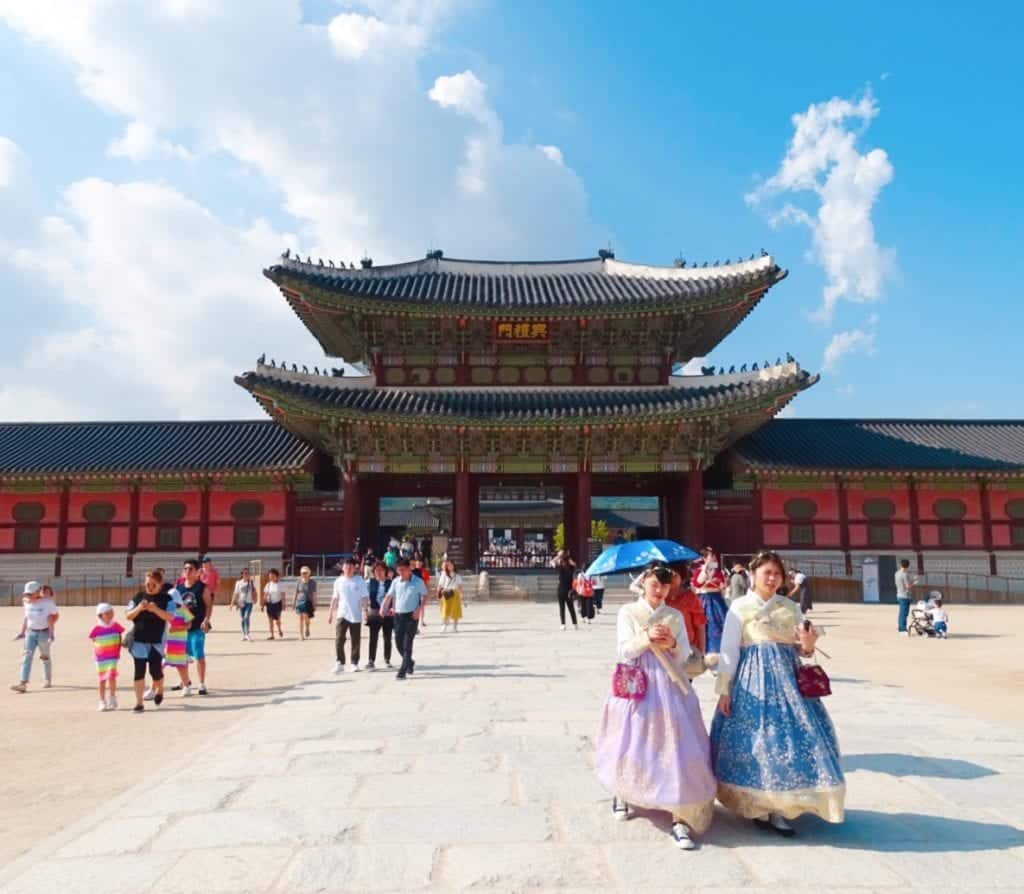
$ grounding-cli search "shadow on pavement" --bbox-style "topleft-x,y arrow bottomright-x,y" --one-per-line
843,752 -> 999,779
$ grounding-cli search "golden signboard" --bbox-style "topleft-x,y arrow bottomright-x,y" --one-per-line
494,320 -> 550,343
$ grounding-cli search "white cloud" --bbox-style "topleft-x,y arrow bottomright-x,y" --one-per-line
537,145 -> 564,165
107,121 -> 193,162
747,90 -> 894,323
0,1 -> 605,420
822,325 -> 877,373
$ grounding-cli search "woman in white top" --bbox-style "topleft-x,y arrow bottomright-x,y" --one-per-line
232,568 -> 257,641
710,549 -> 844,837
594,564 -> 717,850
261,568 -> 285,640
436,559 -> 464,632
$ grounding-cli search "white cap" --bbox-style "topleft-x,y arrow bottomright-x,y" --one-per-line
929,590 -> 942,600
23,580 -> 42,595
96,602 -> 114,615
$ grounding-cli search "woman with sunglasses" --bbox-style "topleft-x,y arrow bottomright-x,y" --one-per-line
595,563 -> 716,851
710,549 -> 844,837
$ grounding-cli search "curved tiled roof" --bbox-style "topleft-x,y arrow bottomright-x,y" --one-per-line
734,419 -> 1024,473
265,252 -> 786,311
236,361 -> 816,424
0,420 -> 314,479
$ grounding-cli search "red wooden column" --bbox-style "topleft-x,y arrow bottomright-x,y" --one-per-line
837,476 -> 852,576
54,481 -> 70,578
127,481 -> 140,578
284,485 -> 297,559
360,477 -> 380,554
686,467 -> 705,549
979,478 -> 997,575
908,476 -> 924,575
576,468 -> 592,565
341,469 -> 360,552
199,482 -> 211,558
454,469 -> 474,567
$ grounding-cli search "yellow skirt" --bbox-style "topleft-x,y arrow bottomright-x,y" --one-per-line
439,591 -> 463,621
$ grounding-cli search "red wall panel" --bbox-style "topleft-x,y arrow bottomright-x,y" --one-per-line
0,529 -> 13,549
208,527 -> 235,548
139,489 -> 201,521
815,523 -> 841,546
964,524 -> 984,547
208,490 -> 286,522
260,524 -> 285,547
847,487 -> 912,520
40,529 -> 58,550
762,523 -> 788,545
110,527 -> 130,549
892,523 -> 912,545
916,486 -> 981,519
0,492 -> 61,521
761,486 -> 840,521
66,528 -> 85,549
919,526 -> 939,547
182,526 -> 200,549
990,490 -> 1024,520
137,528 -> 156,549
68,491 -> 130,520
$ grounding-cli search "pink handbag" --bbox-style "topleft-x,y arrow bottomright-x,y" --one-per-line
612,662 -> 648,700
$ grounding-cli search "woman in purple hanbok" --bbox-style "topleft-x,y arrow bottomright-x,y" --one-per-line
595,564 -> 717,850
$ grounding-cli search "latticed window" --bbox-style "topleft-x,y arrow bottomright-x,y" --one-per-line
1007,499 -> 1024,546
11,502 -> 44,551
231,500 -> 263,549
933,498 -> 967,547
83,501 -> 115,550
784,498 -> 817,546
863,498 -> 896,547
153,501 -> 186,549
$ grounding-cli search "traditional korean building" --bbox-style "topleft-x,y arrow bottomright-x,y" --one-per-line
235,250 -> 812,568
2,249 -> 1023,593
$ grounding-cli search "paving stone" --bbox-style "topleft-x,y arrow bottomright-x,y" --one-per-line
118,779 -> 245,818
739,842 -> 909,887
152,807 -> 359,850
1,853 -> 180,894
54,814 -> 167,858
276,844 -> 435,892
876,848 -> 1024,889
160,846 -> 293,893
516,766 -> 609,803
605,841 -> 754,886
289,738 -> 383,756
365,805 -> 553,844
230,776 -> 363,809
351,773 -> 513,808
441,843 -> 612,889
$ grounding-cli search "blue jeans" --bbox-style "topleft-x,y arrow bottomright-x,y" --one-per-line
20,629 -> 52,684
897,598 -> 911,632
240,602 -> 254,635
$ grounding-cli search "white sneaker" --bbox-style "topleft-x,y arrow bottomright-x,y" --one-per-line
180,685 -> 193,697
611,797 -> 629,821
332,661 -> 344,674
769,814 -> 795,836
97,700 -> 108,712
107,697 -> 118,710
348,664 -> 360,673
143,687 -> 155,701
671,822 -> 696,850
560,624 -> 566,631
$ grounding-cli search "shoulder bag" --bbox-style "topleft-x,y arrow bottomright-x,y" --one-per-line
611,660 -> 648,700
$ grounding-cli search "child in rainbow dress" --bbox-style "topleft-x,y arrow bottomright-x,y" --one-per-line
163,589 -> 195,695
88,603 -> 124,712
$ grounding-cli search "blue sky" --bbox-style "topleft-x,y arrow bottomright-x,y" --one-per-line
1,0 -> 1021,421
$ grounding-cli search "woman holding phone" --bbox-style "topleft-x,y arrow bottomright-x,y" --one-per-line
595,563 -> 716,850
710,549 -> 845,836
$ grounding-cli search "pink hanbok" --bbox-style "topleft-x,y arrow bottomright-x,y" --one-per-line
595,598 -> 717,834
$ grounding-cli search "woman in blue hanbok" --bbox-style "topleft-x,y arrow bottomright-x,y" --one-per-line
710,550 -> 844,836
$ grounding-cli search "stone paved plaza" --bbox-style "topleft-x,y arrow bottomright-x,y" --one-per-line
3,601 -> 1024,893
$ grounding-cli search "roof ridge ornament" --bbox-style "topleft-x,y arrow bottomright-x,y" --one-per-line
426,249 -> 444,260
598,247 -> 615,260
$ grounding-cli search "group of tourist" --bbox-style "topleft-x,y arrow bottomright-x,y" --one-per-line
596,549 -> 845,850
11,557 -> 217,711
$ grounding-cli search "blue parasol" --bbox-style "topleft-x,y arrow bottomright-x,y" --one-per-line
584,539 -> 700,577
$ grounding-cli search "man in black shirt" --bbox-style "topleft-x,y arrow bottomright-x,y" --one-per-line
178,559 -> 212,695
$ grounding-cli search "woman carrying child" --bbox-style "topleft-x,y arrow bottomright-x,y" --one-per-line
595,563 -> 717,850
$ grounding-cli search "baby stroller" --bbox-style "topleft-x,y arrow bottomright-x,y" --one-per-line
908,601 -> 937,637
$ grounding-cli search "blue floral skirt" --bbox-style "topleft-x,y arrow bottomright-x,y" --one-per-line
699,591 -> 728,654
710,642 -> 845,822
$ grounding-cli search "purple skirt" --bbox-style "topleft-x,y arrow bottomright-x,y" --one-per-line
700,591 -> 728,654
595,650 -> 716,833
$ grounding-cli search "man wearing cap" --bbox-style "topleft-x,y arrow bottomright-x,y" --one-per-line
11,581 -> 60,693
179,559 -> 212,694
328,556 -> 369,672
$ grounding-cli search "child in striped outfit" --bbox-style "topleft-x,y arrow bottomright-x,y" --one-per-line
163,588 -> 194,695
88,603 -> 124,712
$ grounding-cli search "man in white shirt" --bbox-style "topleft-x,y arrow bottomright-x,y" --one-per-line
328,556 -> 369,672
788,569 -> 811,613
894,559 -> 918,635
